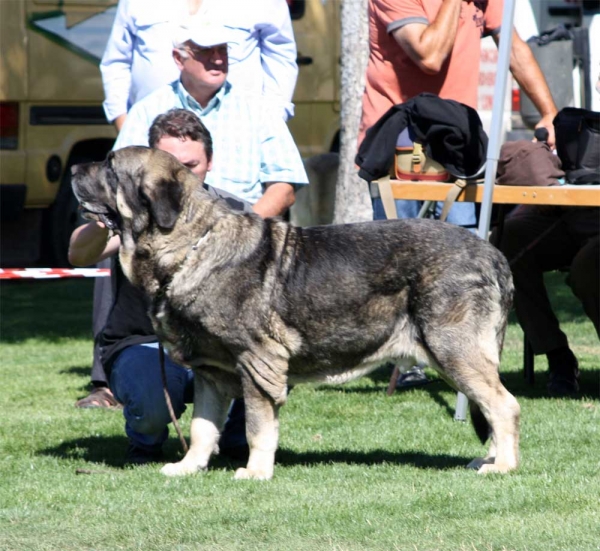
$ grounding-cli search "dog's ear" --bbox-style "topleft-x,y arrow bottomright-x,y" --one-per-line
139,169 -> 184,230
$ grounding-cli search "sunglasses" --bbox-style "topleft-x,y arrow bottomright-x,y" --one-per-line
185,44 -> 230,60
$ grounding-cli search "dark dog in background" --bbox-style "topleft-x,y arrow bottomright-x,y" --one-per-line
71,146 -> 519,480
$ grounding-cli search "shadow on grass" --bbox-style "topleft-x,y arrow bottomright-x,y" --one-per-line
39,435 -> 470,472
39,435 -> 191,469
40,435 -> 131,468
275,448 -> 469,471
0,279 -> 95,343
61,365 -> 95,379
499,368 -> 600,400
320,365 -> 599,408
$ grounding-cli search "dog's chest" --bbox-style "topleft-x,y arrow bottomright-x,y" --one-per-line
151,294 -> 237,369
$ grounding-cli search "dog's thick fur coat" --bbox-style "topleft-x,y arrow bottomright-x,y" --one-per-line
72,147 -> 520,479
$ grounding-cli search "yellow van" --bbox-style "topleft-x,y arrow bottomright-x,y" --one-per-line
0,0 -> 340,266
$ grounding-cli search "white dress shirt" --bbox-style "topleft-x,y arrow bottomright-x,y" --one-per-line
100,0 -> 298,122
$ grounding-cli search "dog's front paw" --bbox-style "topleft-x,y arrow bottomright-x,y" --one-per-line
467,457 -> 516,474
466,457 -> 493,470
233,467 -> 273,481
160,461 -> 206,477
476,462 -> 516,474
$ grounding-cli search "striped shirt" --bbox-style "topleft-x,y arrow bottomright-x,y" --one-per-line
113,80 -> 308,204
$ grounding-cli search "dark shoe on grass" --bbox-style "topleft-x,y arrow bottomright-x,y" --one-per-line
547,347 -> 580,397
396,364 -> 429,390
125,443 -> 164,466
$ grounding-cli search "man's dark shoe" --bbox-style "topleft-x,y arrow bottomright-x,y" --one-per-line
125,443 -> 164,466
547,347 -> 580,397
396,364 -> 429,390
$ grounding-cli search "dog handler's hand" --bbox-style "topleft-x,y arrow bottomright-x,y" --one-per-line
68,221 -> 121,267
534,115 -> 556,150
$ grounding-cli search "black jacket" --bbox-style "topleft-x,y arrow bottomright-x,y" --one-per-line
99,257 -> 156,374
356,93 -> 488,182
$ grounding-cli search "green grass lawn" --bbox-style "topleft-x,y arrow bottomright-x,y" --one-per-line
0,276 -> 598,551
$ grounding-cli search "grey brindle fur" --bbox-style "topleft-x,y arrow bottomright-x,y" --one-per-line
72,146 -> 520,479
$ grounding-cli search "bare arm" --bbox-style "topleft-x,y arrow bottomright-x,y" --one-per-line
391,0 -> 463,74
252,183 -> 295,218
497,30 -> 558,147
68,221 -> 121,267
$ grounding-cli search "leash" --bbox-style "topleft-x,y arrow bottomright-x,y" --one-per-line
153,229 -> 215,455
159,343 -> 189,454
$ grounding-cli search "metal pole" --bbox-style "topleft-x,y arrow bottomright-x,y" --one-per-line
454,0 -> 516,422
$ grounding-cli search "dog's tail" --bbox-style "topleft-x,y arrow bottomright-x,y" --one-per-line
469,401 -> 490,444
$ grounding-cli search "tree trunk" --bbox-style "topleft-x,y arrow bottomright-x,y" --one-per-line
333,0 -> 372,224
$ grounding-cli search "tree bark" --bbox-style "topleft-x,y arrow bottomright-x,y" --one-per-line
333,0 -> 372,224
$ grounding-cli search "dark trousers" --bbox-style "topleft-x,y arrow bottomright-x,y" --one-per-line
91,257 -> 113,385
494,206 -> 599,355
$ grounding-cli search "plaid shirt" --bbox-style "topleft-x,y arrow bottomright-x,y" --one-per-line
114,80 -> 308,204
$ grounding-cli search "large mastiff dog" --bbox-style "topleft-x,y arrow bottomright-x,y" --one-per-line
72,147 -> 520,480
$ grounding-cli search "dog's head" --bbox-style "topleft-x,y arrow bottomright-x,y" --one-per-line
71,146 -> 198,284
71,146 -> 192,238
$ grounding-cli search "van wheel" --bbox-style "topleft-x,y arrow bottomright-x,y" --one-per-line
45,157 -> 92,267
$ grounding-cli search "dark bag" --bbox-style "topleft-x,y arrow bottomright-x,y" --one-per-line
553,108 -> 600,184
496,141 -> 564,186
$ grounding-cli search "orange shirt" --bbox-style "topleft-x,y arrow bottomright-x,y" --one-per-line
359,0 -> 503,146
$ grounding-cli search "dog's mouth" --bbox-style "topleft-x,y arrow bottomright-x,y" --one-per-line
79,206 -> 120,232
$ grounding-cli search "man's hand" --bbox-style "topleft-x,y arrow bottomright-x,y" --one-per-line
534,115 -> 556,149
68,221 -> 121,267
113,113 -> 127,132
252,183 -> 295,218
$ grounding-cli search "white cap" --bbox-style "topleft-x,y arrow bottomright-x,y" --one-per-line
174,21 -> 238,49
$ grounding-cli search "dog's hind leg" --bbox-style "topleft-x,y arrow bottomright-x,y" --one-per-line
161,375 -> 230,477
426,333 -> 520,474
465,387 -> 520,474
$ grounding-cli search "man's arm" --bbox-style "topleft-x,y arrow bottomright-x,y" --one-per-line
252,182 -> 295,218
258,0 -> 299,120
391,0 -> 463,74
68,221 -> 121,267
496,30 -> 558,147
100,0 -> 134,126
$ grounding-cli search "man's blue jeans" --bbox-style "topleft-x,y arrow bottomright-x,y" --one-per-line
372,197 -> 476,227
110,343 -> 194,451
